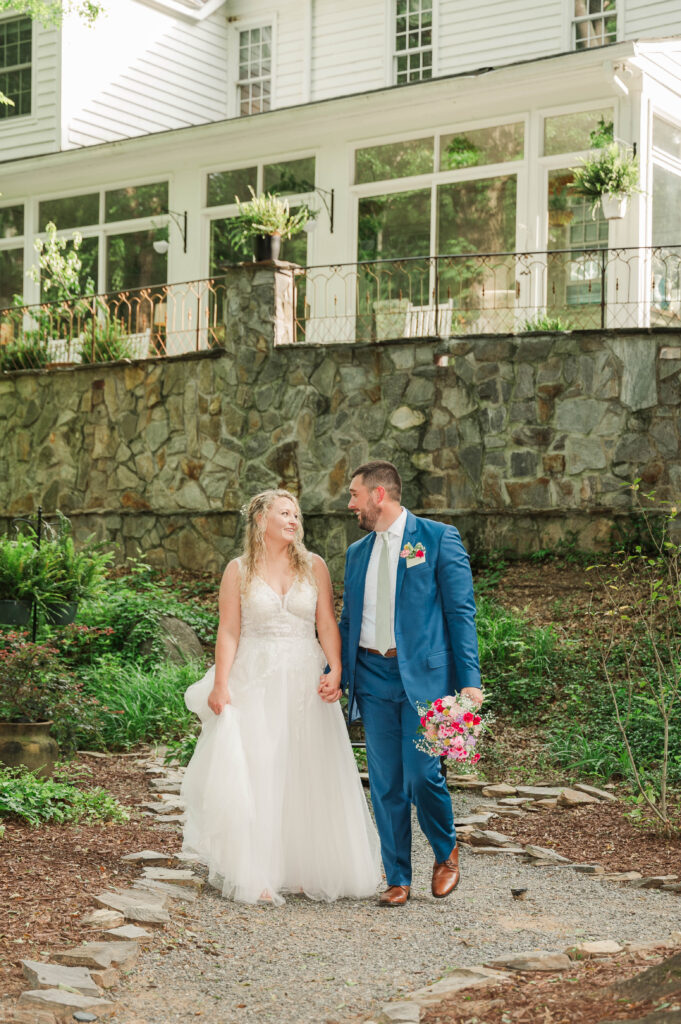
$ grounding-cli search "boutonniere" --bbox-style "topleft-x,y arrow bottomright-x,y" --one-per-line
400,541 -> 426,567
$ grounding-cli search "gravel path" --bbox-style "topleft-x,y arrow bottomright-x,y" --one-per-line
117,793 -> 681,1024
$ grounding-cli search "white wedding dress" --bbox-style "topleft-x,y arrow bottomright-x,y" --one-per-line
181,568 -> 382,905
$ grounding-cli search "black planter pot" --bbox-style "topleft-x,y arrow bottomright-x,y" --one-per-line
254,233 -> 281,262
0,599 -> 32,626
45,602 -> 78,626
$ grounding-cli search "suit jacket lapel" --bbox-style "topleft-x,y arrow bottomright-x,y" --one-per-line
396,509 -> 418,602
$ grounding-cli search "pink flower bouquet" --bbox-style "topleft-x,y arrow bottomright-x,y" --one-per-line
415,693 -> 491,771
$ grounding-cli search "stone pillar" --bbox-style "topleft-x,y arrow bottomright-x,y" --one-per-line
223,261 -> 297,351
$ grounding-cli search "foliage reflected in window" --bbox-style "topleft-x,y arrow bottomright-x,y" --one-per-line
358,188 -> 431,262
573,0 -> 617,50
104,182 -> 169,223
39,194 -> 99,232
395,0 -> 432,84
106,231 -> 166,292
263,157 -> 315,195
0,16 -> 31,120
40,235 -> 99,304
355,138 -> 433,185
543,108 -> 613,156
0,248 -> 23,308
207,167 -> 257,207
238,25 -> 272,116
547,169 -> 608,322
0,204 -> 24,239
438,176 -> 517,257
440,123 -> 524,171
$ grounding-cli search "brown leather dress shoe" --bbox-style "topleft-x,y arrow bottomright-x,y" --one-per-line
432,844 -> 460,898
378,885 -> 410,906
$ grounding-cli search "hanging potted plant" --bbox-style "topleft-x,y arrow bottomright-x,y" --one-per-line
41,514 -> 113,625
569,143 -> 640,220
226,187 -> 312,262
0,533 -> 42,626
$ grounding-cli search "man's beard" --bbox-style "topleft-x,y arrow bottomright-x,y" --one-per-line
357,499 -> 380,532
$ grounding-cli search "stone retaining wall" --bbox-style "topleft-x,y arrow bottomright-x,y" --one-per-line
1,263 -> 679,580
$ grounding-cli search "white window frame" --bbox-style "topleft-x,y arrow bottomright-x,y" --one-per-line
392,0 -> 436,87
0,12 -> 33,122
571,0 -> 619,52
232,19 -> 275,119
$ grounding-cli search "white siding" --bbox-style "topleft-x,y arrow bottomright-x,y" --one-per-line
0,20 -> 60,162
311,0 -> 386,101
625,1 -> 681,39
276,2 -> 307,107
65,6 -> 229,148
438,0 -> 564,77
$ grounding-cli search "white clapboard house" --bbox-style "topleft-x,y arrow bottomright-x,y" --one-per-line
1,0 -> 681,350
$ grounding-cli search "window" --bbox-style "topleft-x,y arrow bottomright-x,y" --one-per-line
0,204 -> 24,311
207,167 -> 257,207
395,0 -> 432,85
543,107 -> 613,156
237,25 -> 272,116
355,138 -> 434,184
0,203 -> 23,239
440,123 -> 524,170
105,182 -> 168,222
39,194 -> 99,232
0,16 -> 31,120
573,0 -> 617,51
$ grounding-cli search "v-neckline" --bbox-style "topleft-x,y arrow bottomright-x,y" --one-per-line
256,575 -> 295,602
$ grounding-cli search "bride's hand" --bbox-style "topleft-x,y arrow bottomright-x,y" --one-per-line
208,686 -> 231,715
318,668 -> 342,704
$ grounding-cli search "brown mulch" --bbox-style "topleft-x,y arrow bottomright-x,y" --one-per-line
421,951 -> 681,1024
476,800 -> 681,876
0,752 -> 180,1000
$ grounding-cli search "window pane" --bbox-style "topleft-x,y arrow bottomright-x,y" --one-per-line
438,175 -> 517,256
105,182 -> 169,223
440,122 -> 524,170
0,204 -> 24,239
653,116 -> 681,163
0,16 -> 30,68
263,156 -> 315,195
355,137 -> 433,184
0,65 -> 30,118
207,167 -> 257,207
41,235 -> 99,303
39,193 -> 99,232
106,230 -> 167,292
358,188 -> 430,260
652,163 -> 681,248
543,107 -> 613,156
0,247 -> 23,309
547,168 -> 608,326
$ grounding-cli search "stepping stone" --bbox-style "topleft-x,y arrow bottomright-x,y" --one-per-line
630,875 -> 678,889
567,939 -> 623,958
121,850 -> 177,866
80,908 -> 124,929
133,879 -> 198,902
572,864 -> 606,874
103,924 -> 153,942
499,797 -> 534,806
90,967 -> 119,989
94,890 -> 170,924
141,801 -> 184,814
557,788 -> 599,807
454,814 -> 493,827
661,883 -> 681,892
21,960 -> 100,997
467,845 -> 526,855
377,1002 -> 421,1023
451,779 -> 488,789
18,989 -> 116,1019
468,829 -> 518,848
1,1008 -> 59,1023
524,844 -> 572,864
52,940 -> 139,971
533,798 -> 558,809
516,786 -> 565,798
600,871 -> 643,882
481,783 -> 517,797
407,966 -> 512,1007
573,782 -> 618,802
150,782 -> 182,794
489,808 -> 526,819
142,867 -> 203,888
487,951 -> 572,971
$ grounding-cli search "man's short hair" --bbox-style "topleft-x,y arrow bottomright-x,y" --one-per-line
351,460 -> 402,501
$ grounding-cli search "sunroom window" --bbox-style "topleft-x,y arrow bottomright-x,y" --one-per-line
237,25 -> 272,116
0,16 -> 32,120
395,0 -> 433,85
0,203 -> 24,312
573,0 -> 617,51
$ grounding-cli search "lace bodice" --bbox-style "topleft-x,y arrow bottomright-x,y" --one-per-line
239,575 -> 318,641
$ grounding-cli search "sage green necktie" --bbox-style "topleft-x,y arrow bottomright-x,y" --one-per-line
375,532 -> 392,655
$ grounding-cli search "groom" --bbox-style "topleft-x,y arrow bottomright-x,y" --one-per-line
337,461 -> 482,907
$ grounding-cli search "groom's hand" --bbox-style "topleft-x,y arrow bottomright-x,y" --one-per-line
460,686 -> 483,707
318,669 -> 342,703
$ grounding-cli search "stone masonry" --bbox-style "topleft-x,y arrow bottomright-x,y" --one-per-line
0,263 -> 679,580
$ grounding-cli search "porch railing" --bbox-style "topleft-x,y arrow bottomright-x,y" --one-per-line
0,277 -> 228,371
292,244 -> 681,343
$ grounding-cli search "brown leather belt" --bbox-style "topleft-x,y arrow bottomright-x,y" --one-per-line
361,647 -> 398,658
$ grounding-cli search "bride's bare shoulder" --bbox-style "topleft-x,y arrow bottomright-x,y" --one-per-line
220,558 -> 242,589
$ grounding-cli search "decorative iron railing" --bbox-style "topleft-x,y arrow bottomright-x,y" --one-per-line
292,245 -> 681,344
0,277 -> 228,371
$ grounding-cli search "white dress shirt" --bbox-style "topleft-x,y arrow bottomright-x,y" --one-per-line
359,507 -> 408,650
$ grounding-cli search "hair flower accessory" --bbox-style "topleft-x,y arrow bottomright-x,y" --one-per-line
400,541 -> 426,563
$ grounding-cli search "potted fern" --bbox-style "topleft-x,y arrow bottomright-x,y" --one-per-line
226,187 -> 312,262
570,143 -> 640,219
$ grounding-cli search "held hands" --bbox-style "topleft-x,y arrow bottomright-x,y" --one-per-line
460,686 -> 484,708
318,667 -> 342,704
208,685 -> 231,716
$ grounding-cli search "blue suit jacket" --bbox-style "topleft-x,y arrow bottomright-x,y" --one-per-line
339,511 -> 481,721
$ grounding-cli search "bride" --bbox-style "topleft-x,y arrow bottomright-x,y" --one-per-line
181,489 -> 381,905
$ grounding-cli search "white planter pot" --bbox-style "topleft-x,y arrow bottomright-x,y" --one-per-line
601,193 -> 629,220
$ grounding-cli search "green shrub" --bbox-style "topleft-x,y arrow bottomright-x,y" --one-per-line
0,764 -> 129,826
78,585 -> 165,665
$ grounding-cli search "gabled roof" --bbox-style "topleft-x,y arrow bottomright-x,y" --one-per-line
135,0 -> 227,21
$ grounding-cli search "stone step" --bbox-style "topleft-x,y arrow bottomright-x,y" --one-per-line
52,941 -> 139,971
481,783 -> 517,797
133,879 -> 199,902
93,890 -> 170,924
18,989 -> 116,1020
467,845 -> 526,855
80,908 -> 125,929
141,867 -> 203,888
524,844 -> 572,864
557,788 -> 600,807
102,924 -> 153,942
486,951 -> 572,972
21,960 -> 100,998
121,849 -> 178,867
573,782 -> 618,802
467,829 -> 518,848
515,786 -> 566,798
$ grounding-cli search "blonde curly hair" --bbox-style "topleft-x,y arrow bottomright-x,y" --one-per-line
240,489 -> 315,591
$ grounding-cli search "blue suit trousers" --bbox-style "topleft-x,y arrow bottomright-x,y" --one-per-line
354,649 -> 456,886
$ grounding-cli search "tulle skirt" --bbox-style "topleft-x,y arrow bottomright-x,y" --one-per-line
181,635 -> 382,905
